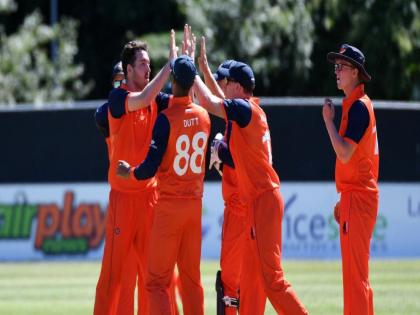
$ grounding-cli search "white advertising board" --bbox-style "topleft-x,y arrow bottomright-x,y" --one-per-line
0,182 -> 419,260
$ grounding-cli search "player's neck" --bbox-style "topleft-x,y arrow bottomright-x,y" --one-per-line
126,80 -> 145,92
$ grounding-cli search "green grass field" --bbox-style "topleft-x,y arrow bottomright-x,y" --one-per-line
0,260 -> 419,314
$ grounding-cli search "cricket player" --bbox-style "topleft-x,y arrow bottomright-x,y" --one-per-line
117,54 -> 210,315
95,61 -> 170,315
193,36 -> 308,315
93,31 -> 177,315
323,44 -> 379,315
198,53 -> 266,315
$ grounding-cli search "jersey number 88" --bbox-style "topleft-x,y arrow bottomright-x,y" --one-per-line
173,132 -> 208,176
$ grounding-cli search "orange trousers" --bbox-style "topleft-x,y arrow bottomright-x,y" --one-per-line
244,189 -> 308,315
220,204 -> 266,315
94,188 -> 156,315
147,198 -> 204,315
239,227 -> 267,315
339,191 -> 378,315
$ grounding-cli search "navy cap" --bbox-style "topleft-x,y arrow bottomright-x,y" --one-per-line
327,44 -> 371,82
170,55 -> 197,89
213,60 -> 236,81
218,61 -> 255,91
112,61 -> 123,78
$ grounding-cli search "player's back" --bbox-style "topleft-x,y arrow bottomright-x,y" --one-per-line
157,96 -> 210,199
229,97 -> 280,201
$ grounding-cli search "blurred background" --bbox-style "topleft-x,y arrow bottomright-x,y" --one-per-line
0,0 -> 419,314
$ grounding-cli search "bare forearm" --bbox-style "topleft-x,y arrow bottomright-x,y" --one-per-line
127,63 -> 171,112
324,120 -> 355,163
193,75 -> 225,118
202,64 -> 225,98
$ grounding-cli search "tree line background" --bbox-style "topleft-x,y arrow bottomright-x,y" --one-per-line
0,0 -> 419,105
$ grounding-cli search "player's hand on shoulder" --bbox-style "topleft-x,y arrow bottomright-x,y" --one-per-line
209,133 -> 224,176
116,160 -> 131,179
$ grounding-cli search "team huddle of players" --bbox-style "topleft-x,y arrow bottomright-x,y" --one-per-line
93,24 -> 379,315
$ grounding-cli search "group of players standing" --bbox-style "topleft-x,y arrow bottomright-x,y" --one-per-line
93,24 -> 379,315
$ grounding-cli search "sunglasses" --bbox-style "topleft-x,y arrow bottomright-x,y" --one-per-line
334,63 -> 355,72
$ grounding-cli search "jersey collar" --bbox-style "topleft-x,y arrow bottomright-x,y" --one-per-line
343,84 -> 365,110
168,95 -> 192,107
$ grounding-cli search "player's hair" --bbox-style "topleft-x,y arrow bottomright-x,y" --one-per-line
121,41 -> 148,78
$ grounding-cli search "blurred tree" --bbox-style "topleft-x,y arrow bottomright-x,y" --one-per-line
308,0 -> 420,100
177,0 -> 315,96
0,1 -> 92,105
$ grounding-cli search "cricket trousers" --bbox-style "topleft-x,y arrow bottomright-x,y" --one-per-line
220,202 -> 266,315
94,188 -> 156,315
242,188 -> 308,315
239,222 -> 267,315
147,198 -> 204,315
339,191 -> 378,315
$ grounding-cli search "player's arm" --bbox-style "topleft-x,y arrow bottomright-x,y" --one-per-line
125,63 -> 171,112
155,92 -> 171,112
126,30 -> 178,112
197,37 -> 225,98
193,75 -> 226,118
116,113 -> 170,180
94,102 -> 110,138
323,99 -> 369,163
215,140 -> 234,168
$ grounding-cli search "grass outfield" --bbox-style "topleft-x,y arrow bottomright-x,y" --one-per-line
0,260 -> 419,314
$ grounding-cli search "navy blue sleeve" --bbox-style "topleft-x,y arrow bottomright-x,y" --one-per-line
108,88 -> 129,119
223,99 -> 252,128
344,100 -> 370,144
133,113 -> 170,180
218,142 -> 234,168
155,92 -> 170,113
94,102 -> 110,138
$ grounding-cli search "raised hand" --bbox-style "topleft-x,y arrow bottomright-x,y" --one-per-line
322,98 -> 335,122
182,24 -> 196,60
198,36 -> 208,74
169,29 -> 178,62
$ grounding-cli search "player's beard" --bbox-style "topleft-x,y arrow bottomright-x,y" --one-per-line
132,72 -> 150,92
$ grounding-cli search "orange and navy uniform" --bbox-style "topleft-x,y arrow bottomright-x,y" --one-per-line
131,96 -> 210,315
94,88 -> 153,315
221,97 -> 308,315
94,88 -> 171,315
336,83 -> 379,315
95,97 -> 138,315
217,121 -> 266,315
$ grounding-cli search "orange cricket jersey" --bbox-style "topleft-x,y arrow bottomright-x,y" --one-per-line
108,90 -> 158,193
221,165 -> 241,204
105,137 -> 112,161
156,96 -> 210,198
227,97 -> 280,201
336,84 -> 379,193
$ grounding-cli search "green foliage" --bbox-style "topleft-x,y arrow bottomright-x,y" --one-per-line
0,3 -> 92,105
178,0 -> 315,95
0,0 -> 17,13
309,0 -> 420,100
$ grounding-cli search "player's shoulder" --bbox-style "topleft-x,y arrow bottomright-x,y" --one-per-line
225,98 -> 250,107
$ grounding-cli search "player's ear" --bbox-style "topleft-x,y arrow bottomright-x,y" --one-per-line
127,63 -> 134,77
